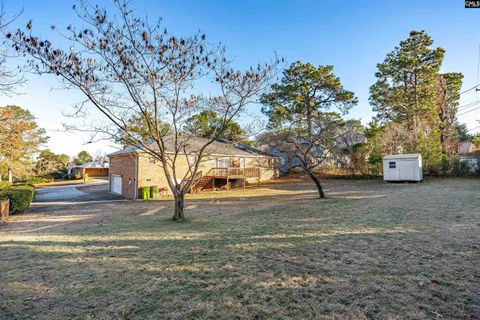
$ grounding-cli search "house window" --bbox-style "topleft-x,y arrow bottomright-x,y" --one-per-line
240,158 -> 245,168
188,155 -> 197,167
389,161 -> 396,169
217,158 -> 229,168
149,156 -> 156,164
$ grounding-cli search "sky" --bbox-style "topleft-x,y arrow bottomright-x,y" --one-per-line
2,0 -> 480,157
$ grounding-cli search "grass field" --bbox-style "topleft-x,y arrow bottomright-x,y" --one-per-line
1,177 -> 479,319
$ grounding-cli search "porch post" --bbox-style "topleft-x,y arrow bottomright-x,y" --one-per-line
257,168 -> 260,187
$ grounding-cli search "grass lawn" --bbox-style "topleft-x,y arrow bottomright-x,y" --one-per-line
33,178 -> 106,188
0,177 -> 479,319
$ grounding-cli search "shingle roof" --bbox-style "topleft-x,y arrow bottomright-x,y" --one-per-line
72,160 -> 109,169
107,136 -> 276,158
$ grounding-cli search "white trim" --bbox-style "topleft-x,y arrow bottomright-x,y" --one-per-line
111,174 -> 122,195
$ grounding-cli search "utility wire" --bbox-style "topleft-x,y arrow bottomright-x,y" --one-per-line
468,125 -> 480,132
458,105 -> 480,116
458,99 -> 480,111
460,84 -> 480,95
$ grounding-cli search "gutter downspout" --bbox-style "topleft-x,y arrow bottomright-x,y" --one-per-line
134,154 -> 138,199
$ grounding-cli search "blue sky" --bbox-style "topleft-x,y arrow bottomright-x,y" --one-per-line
2,0 -> 480,156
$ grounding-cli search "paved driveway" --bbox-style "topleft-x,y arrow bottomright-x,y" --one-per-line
1,181 -> 128,235
32,181 -> 124,212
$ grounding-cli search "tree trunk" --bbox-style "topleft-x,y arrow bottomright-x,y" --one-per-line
172,192 -> 186,221
307,171 -> 325,199
8,168 -> 13,183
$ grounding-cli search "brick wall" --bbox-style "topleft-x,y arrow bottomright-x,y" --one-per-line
85,168 -> 109,177
109,153 -> 138,199
110,152 -> 279,198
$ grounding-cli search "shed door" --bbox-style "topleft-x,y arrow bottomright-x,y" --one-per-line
398,160 -> 416,180
111,175 -> 122,194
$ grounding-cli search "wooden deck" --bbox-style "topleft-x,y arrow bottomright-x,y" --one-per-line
186,167 -> 261,193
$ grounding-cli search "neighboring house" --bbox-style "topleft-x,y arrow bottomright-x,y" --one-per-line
69,160 -> 110,177
458,141 -> 475,155
259,132 -> 367,173
107,137 -> 279,199
332,133 -> 368,168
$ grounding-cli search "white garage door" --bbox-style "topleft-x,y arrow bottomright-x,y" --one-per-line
111,175 -> 122,195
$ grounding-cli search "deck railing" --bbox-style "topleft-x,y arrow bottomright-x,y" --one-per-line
180,170 -> 202,189
210,167 -> 260,178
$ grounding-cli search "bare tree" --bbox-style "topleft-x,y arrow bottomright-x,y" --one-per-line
9,0 -> 278,221
0,3 -> 24,96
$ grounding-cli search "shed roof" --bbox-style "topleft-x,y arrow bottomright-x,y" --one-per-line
107,136 -> 277,158
383,153 -> 421,160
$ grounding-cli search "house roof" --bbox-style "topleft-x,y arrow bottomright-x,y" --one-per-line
107,136 -> 277,158
383,153 -> 421,160
73,160 -> 109,169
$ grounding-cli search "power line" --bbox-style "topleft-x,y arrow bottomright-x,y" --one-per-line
458,105 -> 480,116
458,99 -> 480,111
468,125 -> 480,132
460,84 -> 480,95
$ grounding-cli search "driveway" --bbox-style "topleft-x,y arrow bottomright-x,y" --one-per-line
32,181 -> 124,214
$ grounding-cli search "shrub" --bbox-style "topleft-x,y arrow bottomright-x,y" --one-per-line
74,173 -> 82,180
440,155 -> 450,176
23,176 -> 54,184
83,173 -> 89,183
0,185 -> 35,214
0,181 -> 12,190
452,159 -> 471,176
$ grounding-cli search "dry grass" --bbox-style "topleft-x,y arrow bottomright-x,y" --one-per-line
34,178 -> 107,188
1,177 -> 479,319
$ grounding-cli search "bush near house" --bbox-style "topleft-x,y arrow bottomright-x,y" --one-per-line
23,176 -> 54,184
0,181 -> 12,190
0,185 -> 35,214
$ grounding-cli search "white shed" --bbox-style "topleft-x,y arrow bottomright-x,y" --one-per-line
383,154 -> 423,182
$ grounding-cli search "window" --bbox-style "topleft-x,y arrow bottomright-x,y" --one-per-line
389,161 -> 396,169
217,158 -> 229,168
149,156 -> 156,164
188,155 -> 197,166
239,158 -> 245,168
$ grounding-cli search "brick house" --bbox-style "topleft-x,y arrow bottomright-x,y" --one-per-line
68,160 -> 109,177
107,137 -> 279,199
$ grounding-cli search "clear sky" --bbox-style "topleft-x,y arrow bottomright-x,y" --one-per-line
2,0 -> 480,157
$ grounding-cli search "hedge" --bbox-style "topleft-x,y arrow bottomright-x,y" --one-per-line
22,176 -> 54,184
0,185 -> 35,214
0,181 -> 12,190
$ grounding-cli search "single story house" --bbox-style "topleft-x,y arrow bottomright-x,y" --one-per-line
458,141 -> 475,155
68,160 -> 110,177
107,137 -> 279,199
259,132 -> 367,173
